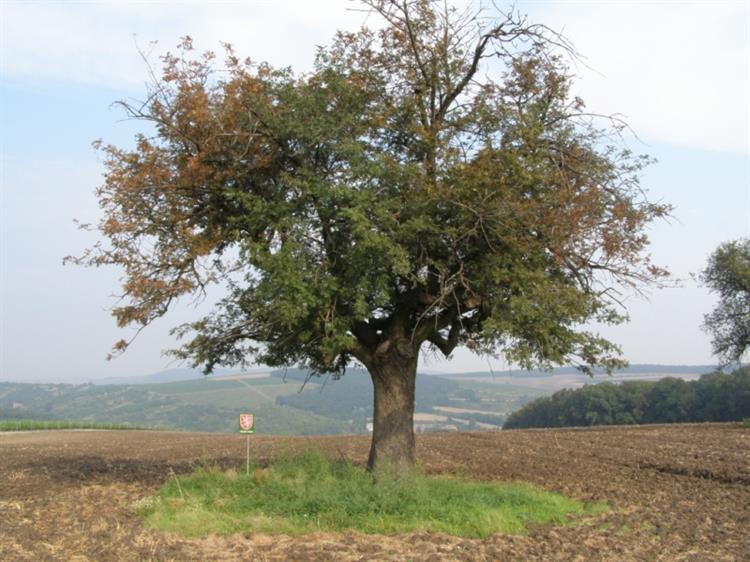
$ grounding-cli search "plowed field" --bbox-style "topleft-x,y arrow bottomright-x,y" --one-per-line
1,424 -> 748,561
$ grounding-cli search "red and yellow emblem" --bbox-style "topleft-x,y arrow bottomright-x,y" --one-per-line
239,413 -> 255,434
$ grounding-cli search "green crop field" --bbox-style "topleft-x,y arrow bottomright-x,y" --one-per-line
0,419 -> 149,431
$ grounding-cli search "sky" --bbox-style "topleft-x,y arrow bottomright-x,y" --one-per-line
1,0 -> 748,383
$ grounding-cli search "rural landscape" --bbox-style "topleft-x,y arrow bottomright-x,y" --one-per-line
2,0 -> 749,560
2,366 -> 749,560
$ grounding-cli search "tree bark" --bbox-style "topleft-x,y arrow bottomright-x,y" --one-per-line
365,340 -> 418,471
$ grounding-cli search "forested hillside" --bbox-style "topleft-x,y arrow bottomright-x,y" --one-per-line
504,367 -> 750,429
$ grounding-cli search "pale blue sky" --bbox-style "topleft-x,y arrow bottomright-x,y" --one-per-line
1,1 -> 748,382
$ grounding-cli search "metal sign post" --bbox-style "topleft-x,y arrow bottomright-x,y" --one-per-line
238,413 -> 255,476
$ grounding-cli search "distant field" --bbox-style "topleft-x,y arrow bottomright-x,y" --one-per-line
0,419 -> 147,431
413,412 -> 449,422
148,378 -> 311,409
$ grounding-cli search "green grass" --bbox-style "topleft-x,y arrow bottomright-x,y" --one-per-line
0,419 -> 149,431
139,450 -> 607,538
742,418 -> 750,428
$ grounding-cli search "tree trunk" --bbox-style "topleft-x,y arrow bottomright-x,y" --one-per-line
366,344 -> 418,471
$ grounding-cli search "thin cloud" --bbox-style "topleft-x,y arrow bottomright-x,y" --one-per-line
2,1 -> 364,91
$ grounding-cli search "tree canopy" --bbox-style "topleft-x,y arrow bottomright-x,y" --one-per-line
701,238 -> 750,365
72,0 -> 669,468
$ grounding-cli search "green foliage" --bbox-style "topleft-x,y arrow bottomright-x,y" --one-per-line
139,450 -> 605,538
700,238 -> 750,365
504,367 -> 750,429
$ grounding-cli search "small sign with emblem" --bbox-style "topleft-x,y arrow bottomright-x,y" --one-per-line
239,413 -> 255,434
239,413 -> 255,476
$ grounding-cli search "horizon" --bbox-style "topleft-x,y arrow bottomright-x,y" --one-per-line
0,361 -> 726,386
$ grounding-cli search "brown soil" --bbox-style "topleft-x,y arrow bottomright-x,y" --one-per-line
1,424 -> 748,561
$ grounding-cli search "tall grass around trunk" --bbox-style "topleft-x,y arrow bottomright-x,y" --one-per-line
138,450 -> 607,538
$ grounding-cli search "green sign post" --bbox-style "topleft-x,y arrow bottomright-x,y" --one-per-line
239,413 -> 255,475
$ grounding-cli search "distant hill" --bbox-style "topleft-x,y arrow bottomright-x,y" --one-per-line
95,368 -> 204,386
0,378 -> 351,435
439,364 -> 719,378
94,367 -> 270,385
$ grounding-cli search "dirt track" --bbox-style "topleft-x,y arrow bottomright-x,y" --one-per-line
1,424 -> 748,561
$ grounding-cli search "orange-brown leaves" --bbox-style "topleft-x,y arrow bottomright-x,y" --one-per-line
76,40 -> 305,344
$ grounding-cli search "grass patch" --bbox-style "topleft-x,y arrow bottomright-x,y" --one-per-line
138,450 -> 606,538
0,419 -> 149,431
741,418 -> 750,429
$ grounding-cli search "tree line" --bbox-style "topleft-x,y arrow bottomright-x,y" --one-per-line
503,367 -> 750,429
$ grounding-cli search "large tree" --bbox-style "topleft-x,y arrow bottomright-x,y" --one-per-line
700,238 -> 750,365
72,0 -> 668,469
